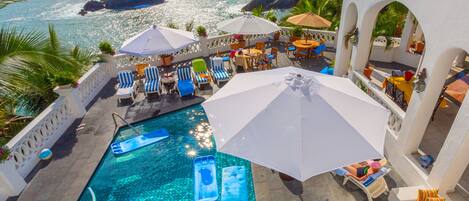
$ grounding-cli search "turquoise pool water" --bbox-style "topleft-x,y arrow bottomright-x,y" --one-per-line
79,105 -> 256,201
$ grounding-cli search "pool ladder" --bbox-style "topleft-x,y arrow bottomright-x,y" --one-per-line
112,112 -> 141,135
87,187 -> 96,201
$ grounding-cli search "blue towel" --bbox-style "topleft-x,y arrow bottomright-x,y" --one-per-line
320,66 -> 334,75
221,166 -> 247,201
178,80 -> 195,97
334,168 -> 349,176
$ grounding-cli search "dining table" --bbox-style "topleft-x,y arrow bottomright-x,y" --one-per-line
293,39 -> 320,58
235,48 -> 263,70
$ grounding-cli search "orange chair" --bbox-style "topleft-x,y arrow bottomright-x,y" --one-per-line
255,42 -> 266,53
135,63 -> 149,79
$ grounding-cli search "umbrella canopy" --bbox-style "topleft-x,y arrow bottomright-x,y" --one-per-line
119,25 -> 197,56
216,14 -> 280,35
202,67 -> 389,181
287,12 -> 332,28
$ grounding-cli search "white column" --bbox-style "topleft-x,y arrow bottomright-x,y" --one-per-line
0,160 -> 26,197
397,49 -> 455,153
427,89 -> 469,193
350,15 -> 376,73
199,36 -> 209,57
334,2 -> 358,77
399,12 -> 416,53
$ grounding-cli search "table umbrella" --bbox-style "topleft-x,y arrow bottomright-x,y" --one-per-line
216,14 -> 280,35
119,25 -> 197,56
287,12 -> 331,29
202,67 -> 389,181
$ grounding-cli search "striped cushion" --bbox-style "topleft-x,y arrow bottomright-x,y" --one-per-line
144,66 -> 159,81
177,67 -> 192,81
117,71 -> 134,89
194,72 -> 208,83
212,69 -> 229,81
417,189 -> 439,201
211,57 -> 224,71
144,80 -> 159,93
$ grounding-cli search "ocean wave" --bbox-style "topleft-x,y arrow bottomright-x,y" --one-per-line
39,2 -> 84,20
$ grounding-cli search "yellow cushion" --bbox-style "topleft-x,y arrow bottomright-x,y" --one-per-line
417,189 -> 439,201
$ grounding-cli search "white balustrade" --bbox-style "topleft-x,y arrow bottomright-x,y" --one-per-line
373,36 -> 401,48
352,70 -> 405,136
76,63 -> 112,107
279,27 -> 337,47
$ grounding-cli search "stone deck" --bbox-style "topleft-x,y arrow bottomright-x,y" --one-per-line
14,47 -> 408,201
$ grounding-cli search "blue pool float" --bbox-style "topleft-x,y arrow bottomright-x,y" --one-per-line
221,166 -> 247,201
194,155 -> 218,201
111,129 -> 169,155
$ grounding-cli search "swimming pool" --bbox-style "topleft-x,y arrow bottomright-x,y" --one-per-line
79,105 -> 256,201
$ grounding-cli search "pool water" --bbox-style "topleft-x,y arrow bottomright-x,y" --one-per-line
79,105 -> 256,201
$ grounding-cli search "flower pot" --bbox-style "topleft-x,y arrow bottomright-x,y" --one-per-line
238,40 -> 246,48
161,55 -> 173,66
273,32 -> 280,41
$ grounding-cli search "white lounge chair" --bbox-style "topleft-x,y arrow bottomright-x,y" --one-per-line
210,57 -> 230,85
116,70 -> 137,103
334,167 -> 391,201
143,66 -> 161,97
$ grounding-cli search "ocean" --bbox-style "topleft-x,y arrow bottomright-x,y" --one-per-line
0,0 -> 253,51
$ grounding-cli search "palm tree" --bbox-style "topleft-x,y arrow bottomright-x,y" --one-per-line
252,6 -> 277,23
286,0 -> 343,30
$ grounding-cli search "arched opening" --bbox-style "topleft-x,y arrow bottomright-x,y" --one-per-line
334,2 -> 358,76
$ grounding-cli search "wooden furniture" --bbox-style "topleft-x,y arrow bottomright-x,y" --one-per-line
269,47 -> 279,65
135,63 -> 149,79
255,42 -> 266,52
293,40 -> 320,58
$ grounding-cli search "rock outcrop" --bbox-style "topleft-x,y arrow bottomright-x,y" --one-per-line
81,0 -> 164,15
242,0 -> 299,11
83,1 -> 105,12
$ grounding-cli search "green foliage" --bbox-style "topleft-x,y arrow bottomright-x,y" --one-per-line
0,146 -> 10,162
290,26 -> 304,37
98,41 -> 115,55
196,25 -> 207,37
252,5 -> 264,17
252,6 -> 277,23
0,0 -> 24,9
51,72 -> 76,86
166,22 -> 178,29
287,0 -> 343,30
185,20 -> 194,32
373,2 -> 408,38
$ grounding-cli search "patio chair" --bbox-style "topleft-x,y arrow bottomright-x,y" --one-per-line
210,57 -> 230,85
192,58 -> 210,88
336,167 -> 391,201
116,70 -> 137,103
143,66 -> 161,97
267,47 -> 279,66
176,66 -> 195,97
312,44 -> 327,58
255,42 -> 266,53
135,63 -> 149,79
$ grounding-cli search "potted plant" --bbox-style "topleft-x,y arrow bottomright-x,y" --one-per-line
196,25 -> 207,38
52,72 -> 77,89
364,65 -> 373,80
98,41 -> 115,55
290,26 -> 303,41
0,146 -> 11,164
160,54 -> 174,66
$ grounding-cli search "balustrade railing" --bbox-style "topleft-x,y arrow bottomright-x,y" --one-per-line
373,36 -> 401,48
76,63 -> 113,107
352,70 -> 405,136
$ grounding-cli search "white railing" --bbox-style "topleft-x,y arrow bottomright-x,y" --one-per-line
352,70 -> 405,136
373,36 -> 401,48
6,97 -> 74,177
5,62 -> 112,178
279,27 -> 337,48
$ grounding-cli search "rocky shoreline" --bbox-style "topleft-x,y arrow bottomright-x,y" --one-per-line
242,0 -> 299,11
80,0 -> 164,15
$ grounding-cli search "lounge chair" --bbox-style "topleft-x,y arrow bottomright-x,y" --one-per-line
116,70 -> 137,103
143,66 -> 161,97
334,167 -> 391,201
177,66 -> 195,97
210,57 -> 230,85
192,58 -> 210,88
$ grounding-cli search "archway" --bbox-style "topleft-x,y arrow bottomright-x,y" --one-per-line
333,2 -> 358,76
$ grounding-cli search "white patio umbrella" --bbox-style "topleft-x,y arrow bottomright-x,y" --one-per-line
216,14 -> 280,35
119,25 -> 197,56
202,67 -> 389,182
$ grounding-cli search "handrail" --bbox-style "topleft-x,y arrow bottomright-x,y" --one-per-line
87,187 -> 97,201
111,112 -> 141,135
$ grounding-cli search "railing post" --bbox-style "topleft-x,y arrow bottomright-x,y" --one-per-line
199,36 -> 209,57
0,160 -> 26,198
53,87 -> 86,118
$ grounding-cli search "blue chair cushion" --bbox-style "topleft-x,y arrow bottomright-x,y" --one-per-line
320,66 -> 334,75
119,82 -> 133,89
267,54 -> 276,59
144,80 -> 159,92
288,46 -> 296,51
222,56 -> 230,62
362,176 -> 375,187
178,80 -> 195,97
213,69 -> 229,81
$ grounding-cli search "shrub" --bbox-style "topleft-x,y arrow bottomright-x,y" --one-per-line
196,25 -> 207,37
0,146 -> 10,163
290,26 -> 303,38
166,22 -> 178,29
51,72 -> 76,87
98,41 -> 115,55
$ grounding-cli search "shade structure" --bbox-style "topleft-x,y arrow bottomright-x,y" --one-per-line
287,12 -> 332,28
119,25 -> 197,56
216,14 -> 280,35
202,67 -> 389,181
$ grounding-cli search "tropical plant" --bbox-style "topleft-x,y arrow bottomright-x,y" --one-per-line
290,26 -> 304,37
51,72 -> 77,87
286,0 -> 343,30
185,20 -> 194,32
252,6 -> 277,23
0,146 -> 10,162
372,2 -> 408,49
166,22 -> 178,29
98,41 -> 115,55
196,25 -> 207,37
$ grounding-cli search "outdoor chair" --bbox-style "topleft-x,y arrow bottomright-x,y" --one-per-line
176,66 -> 195,97
312,44 -> 327,58
267,47 -> 279,65
210,57 -> 230,85
192,58 -> 210,88
255,42 -> 266,53
294,48 -> 309,59
116,70 -> 137,103
235,55 -> 249,72
143,66 -> 161,97
334,167 -> 391,201
135,63 -> 149,79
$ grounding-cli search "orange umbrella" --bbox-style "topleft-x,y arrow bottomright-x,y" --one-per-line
287,12 -> 331,28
